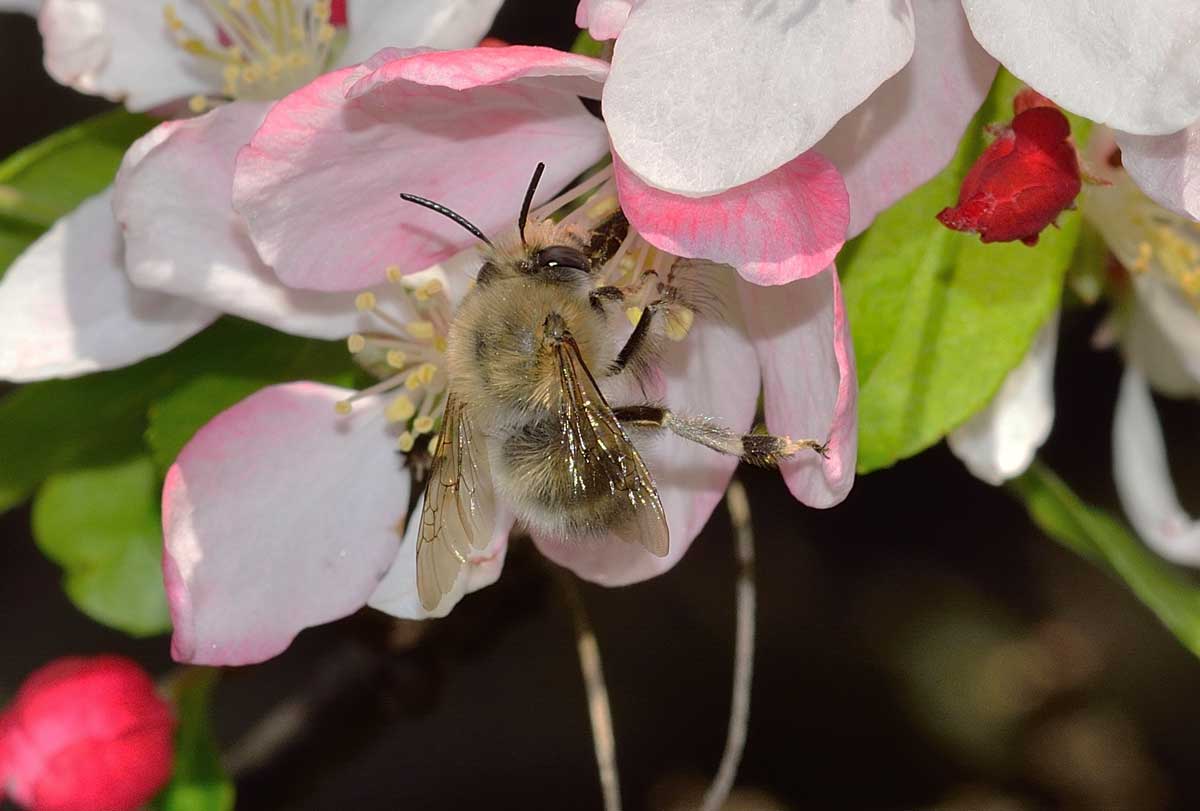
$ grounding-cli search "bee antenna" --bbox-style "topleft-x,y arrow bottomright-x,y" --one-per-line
399,193 -> 494,247
519,162 -> 546,247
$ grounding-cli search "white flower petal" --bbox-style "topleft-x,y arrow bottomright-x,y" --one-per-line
39,0 -> 211,110
948,313 -> 1058,485
1125,273 -> 1200,395
1113,368 -> 1200,567
337,0 -> 504,66
960,0 -> 1200,136
0,189 -> 218,382
605,0 -> 915,195
114,102 -> 366,340
1114,125 -> 1200,221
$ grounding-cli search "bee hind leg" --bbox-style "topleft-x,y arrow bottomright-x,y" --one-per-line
612,405 -> 829,465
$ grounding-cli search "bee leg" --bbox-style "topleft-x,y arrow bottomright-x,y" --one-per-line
589,285 -> 624,313
609,302 -> 661,375
613,405 -> 830,464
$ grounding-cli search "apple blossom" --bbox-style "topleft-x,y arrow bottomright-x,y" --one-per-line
162,45 -> 857,665
0,0 -> 504,381
0,656 -> 174,811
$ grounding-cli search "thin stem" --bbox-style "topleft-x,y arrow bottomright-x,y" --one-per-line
556,569 -> 622,811
701,478 -> 757,811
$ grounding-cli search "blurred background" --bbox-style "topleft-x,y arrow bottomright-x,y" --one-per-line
3,3 -> 1199,810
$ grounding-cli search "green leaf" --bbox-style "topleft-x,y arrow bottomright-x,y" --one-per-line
570,29 -> 606,57
0,318 -> 356,513
154,669 -> 236,811
145,326 -> 355,472
1010,462 -> 1200,657
0,110 -> 154,274
32,455 -> 170,636
840,70 -> 1089,473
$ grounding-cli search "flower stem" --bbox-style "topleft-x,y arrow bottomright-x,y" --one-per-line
701,478 -> 757,811
556,569 -> 622,811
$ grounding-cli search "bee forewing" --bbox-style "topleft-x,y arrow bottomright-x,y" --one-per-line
416,394 -> 497,612
556,335 -> 671,559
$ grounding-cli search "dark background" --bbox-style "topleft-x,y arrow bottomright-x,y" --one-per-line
3,4 -> 1199,810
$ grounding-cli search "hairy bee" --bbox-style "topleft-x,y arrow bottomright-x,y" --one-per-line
401,164 -> 828,610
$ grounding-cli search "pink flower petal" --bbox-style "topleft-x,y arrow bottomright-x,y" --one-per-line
819,0 -> 997,238
534,266 -> 759,585
164,382 -> 411,665
575,0 -> 631,40
960,0 -> 1200,136
114,101 -> 367,339
738,269 -> 857,508
337,0 -> 505,67
38,0 -> 211,110
614,152 -> 848,286
367,497 -> 514,618
1113,368 -> 1200,567
1114,125 -> 1200,221
604,0 -> 915,195
234,50 -> 610,292
0,189 -> 218,382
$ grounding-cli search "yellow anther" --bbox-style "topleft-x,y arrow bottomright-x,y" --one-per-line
405,370 -> 424,391
355,291 -> 378,311
386,265 -> 404,283
163,5 -> 183,30
346,334 -> 367,353
386,395 -> 416,422
625,306 -> 642,328
396,432 -> 415,453
434,337 -> 448,354
406,320 -> 435,340
418,363 -> 438,385
385,350 -> 407,369
586,195 -> 619,220
427,434 -> 440,456
415,279 -> 444,301
334,400 -> 353,415
414,415 -> 435,434
665,306 -> 695,341
187,95 -> 209,114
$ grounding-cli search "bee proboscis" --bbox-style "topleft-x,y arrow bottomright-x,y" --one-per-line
401,164 -> 828,610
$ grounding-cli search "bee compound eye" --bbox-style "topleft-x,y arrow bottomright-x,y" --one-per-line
535,246 -> 589,272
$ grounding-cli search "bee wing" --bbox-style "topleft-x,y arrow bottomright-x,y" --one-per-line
415,393 -> 497,611
556,334 -> 670,557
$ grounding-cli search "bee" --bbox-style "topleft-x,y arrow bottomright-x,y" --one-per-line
401,164 -> 829,610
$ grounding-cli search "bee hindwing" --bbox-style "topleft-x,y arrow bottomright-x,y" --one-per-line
556,334 -> 670,557
415,393 -> 497,611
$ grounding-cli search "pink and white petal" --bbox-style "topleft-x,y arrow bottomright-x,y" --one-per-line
39,0 -> 211,111
114,101 -> 366,339
738,269 -> 857,508
1113,368 -> 1200,567
605,0 -> 915,195
960,0 -> 1200,136
343,45 -> 609,102
1113,125 -> 1200,221
164,382 -> 410,666
235,54 -> 609,293
0,0 -> 39,14
535,266 -> 758,586
820,0 -> 997,238
614,152 -> 848,286
337,0 -> 505,67
0,190 -> 218,382
367,499 -> 514,619
575,0 -> 631,40
948,313 -> 1058,485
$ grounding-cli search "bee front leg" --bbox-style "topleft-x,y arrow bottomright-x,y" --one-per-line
609,302 -> 661,375
612,405 -> 829,465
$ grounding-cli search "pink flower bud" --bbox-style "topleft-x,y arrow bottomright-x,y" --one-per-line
0,657 -> 175,811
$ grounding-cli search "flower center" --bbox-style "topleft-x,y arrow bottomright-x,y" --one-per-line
164,0 -> 343,104
1083,174 -> 1200,311
530,166 -> 696,341
337,270 -> 453,453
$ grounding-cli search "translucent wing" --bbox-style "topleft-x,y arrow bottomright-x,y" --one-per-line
555,333 -> 669,557
415,393 -> 497,611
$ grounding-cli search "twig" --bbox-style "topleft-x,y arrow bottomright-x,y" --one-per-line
701,478 -> 757,811
556,569 -> 622,811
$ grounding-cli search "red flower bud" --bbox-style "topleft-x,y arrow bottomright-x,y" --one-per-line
937,106 -> 1082,246
0,657 -> 175,811
330,0 -> 347,27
